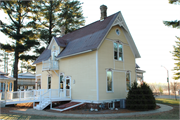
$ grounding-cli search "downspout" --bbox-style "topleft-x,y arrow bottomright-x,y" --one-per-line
96,50 -> 99,102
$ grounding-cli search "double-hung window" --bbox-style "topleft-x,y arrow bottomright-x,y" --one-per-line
60,75 -> 64,89
48,77 -> 51,89
126,72 -> 131,91
107,71 -> 113,92
114,42 -> 123,61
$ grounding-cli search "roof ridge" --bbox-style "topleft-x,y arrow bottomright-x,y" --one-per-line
59,11 -> 120,40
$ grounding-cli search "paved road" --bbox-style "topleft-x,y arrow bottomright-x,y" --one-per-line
155,95 -> 180,99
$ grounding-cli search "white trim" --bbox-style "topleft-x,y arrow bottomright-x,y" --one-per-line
47,37 -> 59,50
122,29 -> 136,58
57,50 -> 93,60
96,50 -> 99,101
53,70 -> 58,76
65,76 -> 71,89
35,74 -> 42,90
115,28 -> 120,36
47,76 -> 51,89
113,42 -> 123,62
51,102 -> 84,112
125,71 -> 131,92
106,70 -> 114,92
105,68 -> 129,73
71,99 -> 122,104
106,38 -> 129,46
59,73 -> 64,89
112,12 -> 140,58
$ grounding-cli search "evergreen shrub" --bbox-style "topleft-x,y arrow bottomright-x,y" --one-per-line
126,81 -> 156,110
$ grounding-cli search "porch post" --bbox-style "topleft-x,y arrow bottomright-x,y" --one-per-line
3,83 -> 5,92
5,81 -> 7,101
12,82 -> 14,92
8,82 -> 10,92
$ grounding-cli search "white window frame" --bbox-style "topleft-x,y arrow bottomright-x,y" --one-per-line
47,76 -> 51,89
36,74 -> 42,90
126,71 -> 131,92
114,42 -> 123,61
115,28 -> 120,36
59,73 -> 64,89
106,70 -> 114,92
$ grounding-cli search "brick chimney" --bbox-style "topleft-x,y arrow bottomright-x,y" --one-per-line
100,5 -> 107,20
60,26 -> 65,37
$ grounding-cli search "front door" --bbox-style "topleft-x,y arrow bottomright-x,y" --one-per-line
35,75 -> 41,90
65,77 -> 71,97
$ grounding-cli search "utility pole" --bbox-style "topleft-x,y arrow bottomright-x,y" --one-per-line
161,65 -> 170,96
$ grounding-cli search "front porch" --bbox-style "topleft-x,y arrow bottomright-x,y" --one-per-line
0,89 -> 71,105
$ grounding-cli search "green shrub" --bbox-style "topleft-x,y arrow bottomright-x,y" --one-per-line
126,81 -> 156,110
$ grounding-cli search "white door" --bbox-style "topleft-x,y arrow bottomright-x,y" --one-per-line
65,77 -> 71,97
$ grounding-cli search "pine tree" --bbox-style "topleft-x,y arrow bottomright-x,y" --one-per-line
0,1 -> 40,91
58,0 -> 85,34
34,0 -> 85,45
171,37 -> 180,80
163,0 -> 180,29
164,0 -> 180,83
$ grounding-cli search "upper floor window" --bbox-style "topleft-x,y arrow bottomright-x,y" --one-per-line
114,42 -> 123,61
116,28 -> 120,35
126,72 -> 131,91
107,70 -> 113,92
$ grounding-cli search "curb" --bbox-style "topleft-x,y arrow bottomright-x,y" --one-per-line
9,103 -> 173,118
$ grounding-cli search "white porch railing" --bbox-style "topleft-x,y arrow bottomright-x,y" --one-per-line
42,60 -> 59,71
0,89 -> 71,103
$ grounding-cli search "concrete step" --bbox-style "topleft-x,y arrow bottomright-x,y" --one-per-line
52,102 -> 85,112
56,102 -> 80,109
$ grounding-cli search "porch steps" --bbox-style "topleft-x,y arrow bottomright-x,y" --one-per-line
34,99 -> 51,110
52,102 -> 85,112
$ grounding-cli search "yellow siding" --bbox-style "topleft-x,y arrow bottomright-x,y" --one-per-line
36,63 -> 47,89
60,51 -> 97,101
36,51 -> 97,101
98,25 -> 136,100
35,25 -> 137,102
106,25 -> 128,44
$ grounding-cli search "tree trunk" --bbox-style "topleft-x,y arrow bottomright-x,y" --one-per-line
49,1 -> 52,44
13,50 -> 19,91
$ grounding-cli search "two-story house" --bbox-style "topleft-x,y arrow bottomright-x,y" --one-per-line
33,5 -> 143,107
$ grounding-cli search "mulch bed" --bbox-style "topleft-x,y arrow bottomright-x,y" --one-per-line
1,102 -> 161,115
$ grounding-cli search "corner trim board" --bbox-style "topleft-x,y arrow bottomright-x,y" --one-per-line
96,50 -> 99,101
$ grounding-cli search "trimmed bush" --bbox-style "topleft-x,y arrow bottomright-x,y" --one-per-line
126,81 -> 156,110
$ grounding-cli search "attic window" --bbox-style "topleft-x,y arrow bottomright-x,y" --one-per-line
116,29 -> 120,35
114,42 -> 123,61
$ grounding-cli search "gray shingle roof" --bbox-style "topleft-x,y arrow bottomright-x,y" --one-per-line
33,12 -> 119,64
33,48 -> 51,64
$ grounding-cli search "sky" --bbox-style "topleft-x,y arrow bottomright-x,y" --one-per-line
0,0 -> 180,84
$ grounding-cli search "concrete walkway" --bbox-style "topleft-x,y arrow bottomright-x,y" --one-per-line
9,103 -> 173,118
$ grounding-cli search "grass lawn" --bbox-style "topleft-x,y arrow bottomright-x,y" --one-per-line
116,98 -> 180,119
0,98 -> 179,119
156,98 -> 180,105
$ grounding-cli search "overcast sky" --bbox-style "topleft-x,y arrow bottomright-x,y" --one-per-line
0,0 -> 180,83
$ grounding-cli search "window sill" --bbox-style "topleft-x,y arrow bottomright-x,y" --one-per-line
106,91 -> 114,93
114,59 -> 123,62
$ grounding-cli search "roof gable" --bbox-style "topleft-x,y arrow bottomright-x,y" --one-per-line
34,11 -> 141,64
112,12 -> 140,58
56,12 -> 119,59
